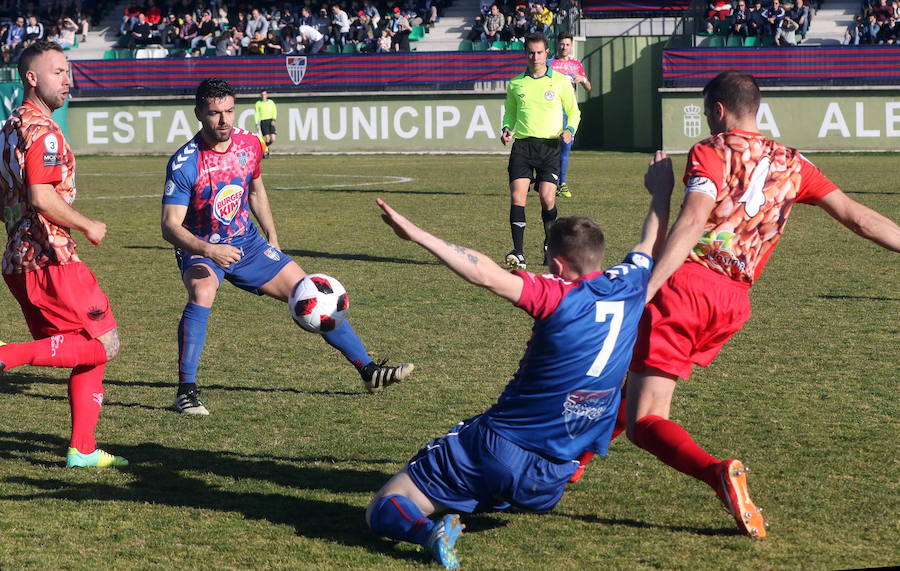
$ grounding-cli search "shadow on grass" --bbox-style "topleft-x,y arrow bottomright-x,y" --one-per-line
271,187 -> 467,196
121,244 -> 438,266
818,294 -> 899,302
566,513 -> 740,537
0,429 -> 501,563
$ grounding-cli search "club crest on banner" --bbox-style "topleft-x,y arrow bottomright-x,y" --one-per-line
286,56 -> 307,85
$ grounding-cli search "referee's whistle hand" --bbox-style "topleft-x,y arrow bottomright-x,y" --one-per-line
500,130 -> 512,146
559,130 -> 573,145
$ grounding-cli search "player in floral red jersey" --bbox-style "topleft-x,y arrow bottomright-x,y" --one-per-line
0,41 -> 126,468
575,70 -> 900,537
161,78 -> 413,415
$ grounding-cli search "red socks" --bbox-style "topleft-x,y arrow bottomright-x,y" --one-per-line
0,334 -> 107,370
632,415 -> 721,490
68,364 -> 105,453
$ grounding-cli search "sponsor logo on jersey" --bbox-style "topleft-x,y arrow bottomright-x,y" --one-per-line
43,152 -> 61,166
209,233 -> 221,244
237,150 -> 248,167
562,388 -> 614,439
544,90 -> 555,101
164,179 -> 176,196
213,184 -> 244,224
264,246 -> 280,261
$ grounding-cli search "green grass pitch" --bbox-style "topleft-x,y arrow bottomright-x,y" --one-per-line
0,152 -> 897,569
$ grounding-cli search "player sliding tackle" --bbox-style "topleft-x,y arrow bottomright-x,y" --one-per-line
366,153 -> 673,570
161,78 -> 413,415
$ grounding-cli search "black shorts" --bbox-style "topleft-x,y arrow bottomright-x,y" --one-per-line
260,119 -> 276,135
507,137 -> 561,185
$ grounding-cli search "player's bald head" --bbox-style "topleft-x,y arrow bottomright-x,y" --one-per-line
702,70 -> 760,120
547,216 -> 606,275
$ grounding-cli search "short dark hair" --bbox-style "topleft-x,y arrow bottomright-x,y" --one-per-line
546,216 -> 606,274
557,31 -> 574,43
18,40 -> 64,82
524,32 -> 548,50
702,70 -> 760,119
195,78 -> 235,109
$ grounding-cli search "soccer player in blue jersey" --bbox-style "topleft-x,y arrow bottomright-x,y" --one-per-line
366,152 -> 674,570
161,78 -> 413,415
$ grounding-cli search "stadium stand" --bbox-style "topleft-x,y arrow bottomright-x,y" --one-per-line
581,0 -> 692,18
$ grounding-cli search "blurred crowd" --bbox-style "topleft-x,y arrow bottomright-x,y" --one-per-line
0,0 -> 95,62
466,0 -> 576,44
116,0 -> 449,56
704,0 -> 814,47
844,0 -> 900,44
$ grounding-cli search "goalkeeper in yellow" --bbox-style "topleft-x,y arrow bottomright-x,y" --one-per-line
254,89 -> 277,157
500,33 -> 580,271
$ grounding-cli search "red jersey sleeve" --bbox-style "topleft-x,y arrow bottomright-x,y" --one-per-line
796,154 -> 839,204
683,142 -> 725,191
513,270 -> 575,321
24,129 -> 64,187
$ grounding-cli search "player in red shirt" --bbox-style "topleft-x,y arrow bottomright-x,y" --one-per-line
574,70 -> 900,537
0,41 -> 127,468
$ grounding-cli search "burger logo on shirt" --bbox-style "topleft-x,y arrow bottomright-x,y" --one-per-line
213,184 -> 244,224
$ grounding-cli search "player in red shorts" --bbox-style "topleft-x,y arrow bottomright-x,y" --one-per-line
573,70 -> 900,537
0,41 -> 126,468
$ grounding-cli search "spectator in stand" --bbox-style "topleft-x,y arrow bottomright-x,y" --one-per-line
247,29 -> 266,54
529,2 -> 553,35
298,6 -> 314,27
730,0 -> 749,38
179,12 -> 198,49
878,14 -> 898,42
417,0 -> 438,29
214,7 -> 230,29
482,4 -> 504,44
127,12 -> 154,49
120,4 -> 141,35
315,7 -> 332,40
331,3 -> 350,47
377,26 -> 392,52
791,0 -> 809,37
843,14 -> 866,45
279,7 -> 296,29
775,9 -> 799,45
244,8 -> 268,47
874,0 -> 894,22
748,1 -> 767,36
298,23 -> 325,54
144,0 -> 162,28
350,11 -> 375,45
162,13 -> 180,46
511,5 -> 529,40
265,30 -> 283,54
24,15 -> 44,46
863,13 -> 881,43
480,0 -> 493,15
390,7 -> 412,51
362,0 -> 381,27
762,0 -> 785,36
232,11 -> 248,37
215,27 -> 240,55
705,1 -> 732,33
52,17 -> 79,48
191,10 -> 217,51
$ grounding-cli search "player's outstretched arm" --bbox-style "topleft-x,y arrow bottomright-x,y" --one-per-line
631,150 -> 674,260
377,198 -> 524,303
816,189 -> 900,252
645,177 -> 716,303
28,184 -> 106,245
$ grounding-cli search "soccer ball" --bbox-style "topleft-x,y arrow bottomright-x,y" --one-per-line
288,274 -> 349,333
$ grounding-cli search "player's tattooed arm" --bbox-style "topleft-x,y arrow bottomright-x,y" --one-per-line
378,198 -> 523,303
444,240 -> 480,266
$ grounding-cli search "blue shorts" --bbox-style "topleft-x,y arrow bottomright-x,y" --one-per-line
406,414 -> 579,514
175,232 -> 291,295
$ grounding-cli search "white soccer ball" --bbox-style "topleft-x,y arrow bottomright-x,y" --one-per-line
288,274 -> 349,333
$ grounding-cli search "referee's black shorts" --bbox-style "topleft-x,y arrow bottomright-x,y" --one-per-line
507,137 -> 561,185
260,119 -> 276,135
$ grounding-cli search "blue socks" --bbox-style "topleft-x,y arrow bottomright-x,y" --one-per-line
369,494 -> 436,545
321,320 -> 371,372
559,137 -> 573,184
178,303 -> 210,384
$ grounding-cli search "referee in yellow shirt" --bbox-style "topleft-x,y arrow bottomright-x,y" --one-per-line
501,33 -> 580,271
254,90 -> 277,157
